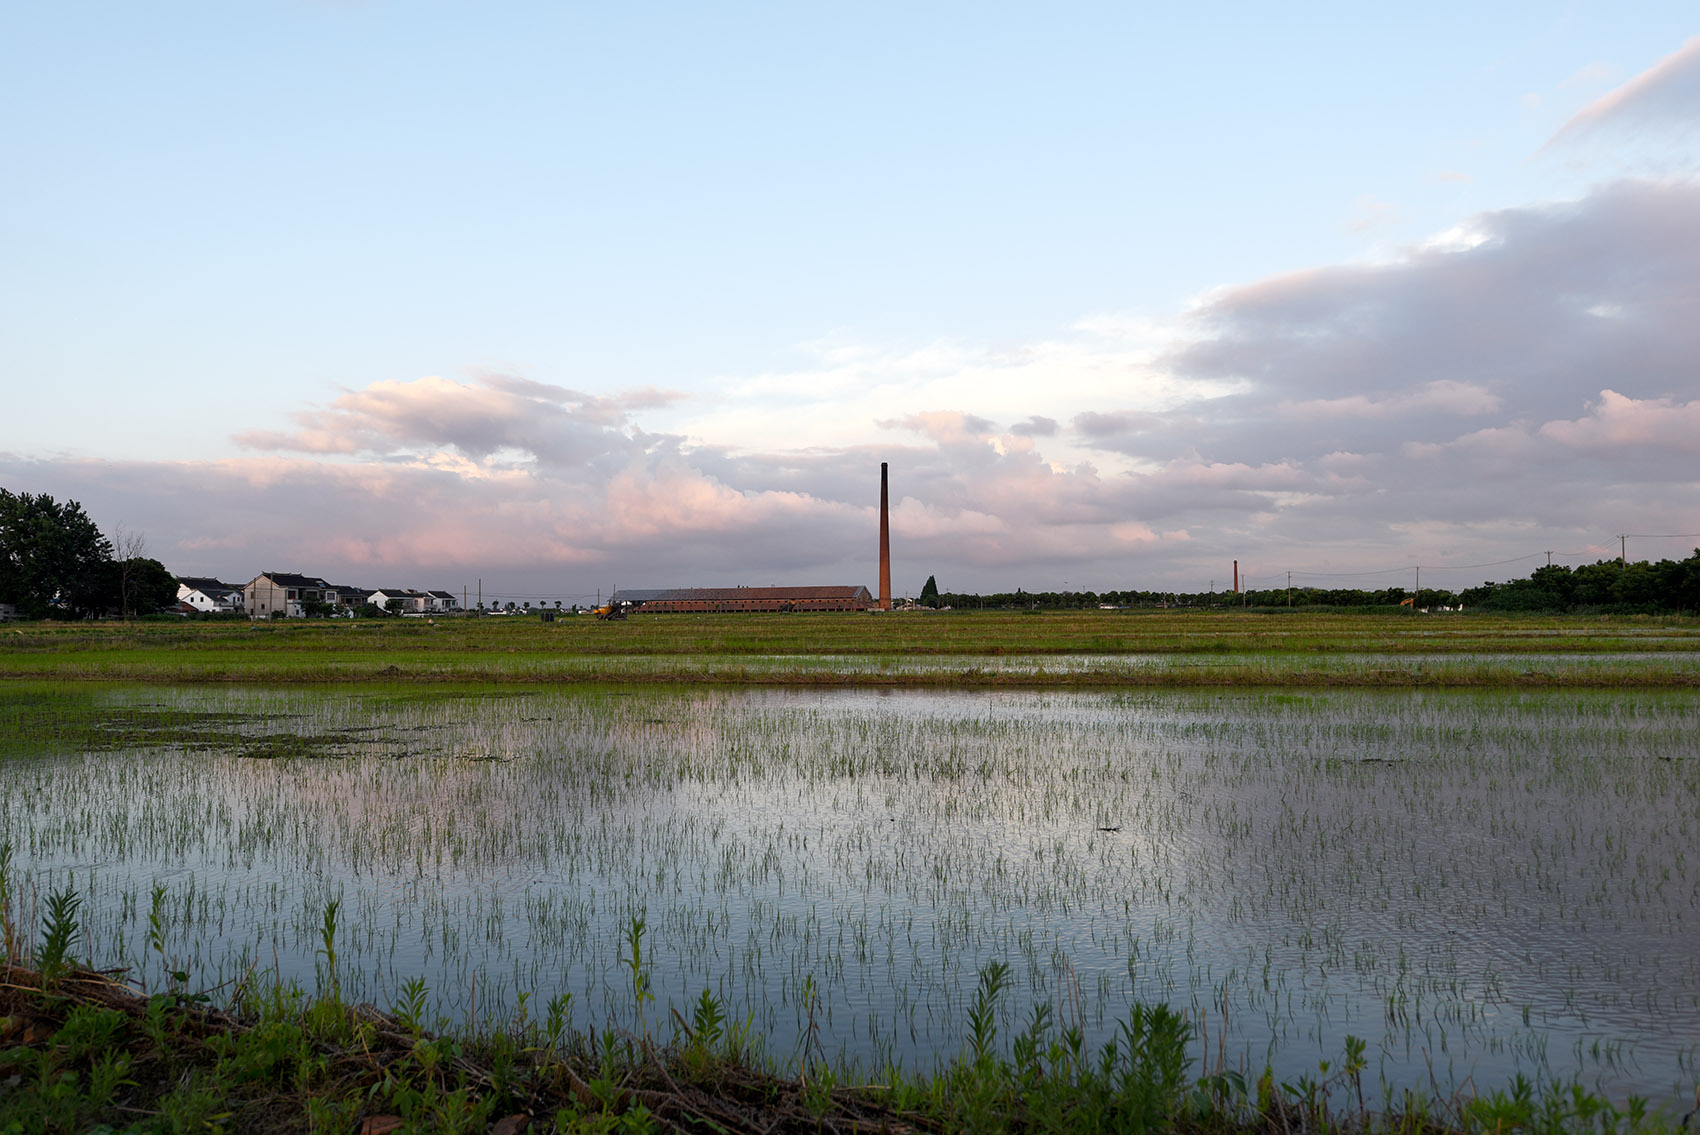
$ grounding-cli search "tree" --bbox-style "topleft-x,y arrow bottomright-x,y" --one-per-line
0,490 -> 114,618
919,575 -> 939,607
112,524 -> 150,618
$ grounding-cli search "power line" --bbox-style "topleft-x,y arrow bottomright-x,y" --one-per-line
1390,554 -> 1544,573
1229,538 -> 1696,593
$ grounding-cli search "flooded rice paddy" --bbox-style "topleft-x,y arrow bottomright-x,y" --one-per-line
2,683 -> 1697,1106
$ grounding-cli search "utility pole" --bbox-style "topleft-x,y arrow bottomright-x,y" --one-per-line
1620,535 -> 1627,569
1546,550 -> 1553,568
1287,571 -> 1292,608
1414,566 -> 1420,609
477,579 -> 481,613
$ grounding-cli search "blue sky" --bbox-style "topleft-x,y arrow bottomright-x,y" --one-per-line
3,3 -> 1699,601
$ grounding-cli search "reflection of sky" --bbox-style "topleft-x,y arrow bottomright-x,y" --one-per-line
4,684 -> 1698,1105
439,652 -> 1700,680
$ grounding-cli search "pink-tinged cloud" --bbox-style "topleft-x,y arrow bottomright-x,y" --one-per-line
1549,35 -> 1700,146
1109,522 -> 1158,545
231,429 -> 363,455
599,464 -> 827,542
1403,423 -> 1547,465
1538,389 -> 1700,452
879,411 -> 998,447
11,180 -> 1700,593
233,374 -> 675,468
1278,381 -> 1501,420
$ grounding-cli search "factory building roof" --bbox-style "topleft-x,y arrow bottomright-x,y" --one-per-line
613,586 -> 872,611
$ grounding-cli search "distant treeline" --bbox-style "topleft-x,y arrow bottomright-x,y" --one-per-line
933,550 -> 1700,615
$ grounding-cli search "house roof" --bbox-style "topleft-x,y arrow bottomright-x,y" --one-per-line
176,576 -> 241,596
615,586 -> 871,603
254,572 -> 334,589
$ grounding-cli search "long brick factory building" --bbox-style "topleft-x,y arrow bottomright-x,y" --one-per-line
612,586 -> 874,613
612,463 -> 893,614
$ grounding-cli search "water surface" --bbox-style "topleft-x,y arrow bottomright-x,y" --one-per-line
3,684 -> 1696,1105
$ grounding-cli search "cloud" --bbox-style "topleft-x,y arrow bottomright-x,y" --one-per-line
1163,180 -> 1700,423
233,374 -> 684,469
1538,389 -> 1700,452
1278,381 -> 1501,420
673,323 -> 1230,461
1009,415 -> 1057,437
1549,35 -> 1700,146
878,411 -> 998,447
1071,178 -> 1700,564
10,180 -> 1700,595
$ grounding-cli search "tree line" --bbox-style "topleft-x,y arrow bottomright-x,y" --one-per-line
8,485 -> 1696,620
0,490 -> 177,618
924,550 -> 1700,615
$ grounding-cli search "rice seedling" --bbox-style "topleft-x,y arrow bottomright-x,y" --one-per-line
2,610 -> 1697,687
1,679 -> 1697,1114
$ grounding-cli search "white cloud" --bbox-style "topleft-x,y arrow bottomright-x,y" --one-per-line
1539,389 -> 1700,452
1548,35 -> 1700,146
11,181 -> 1700,594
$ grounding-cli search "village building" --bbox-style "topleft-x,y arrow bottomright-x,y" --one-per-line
175,576 -> 245,614
244,572 -> 337,618
331,585 -> 375,610
613,585 -> 873,613
369,588 -> 429,614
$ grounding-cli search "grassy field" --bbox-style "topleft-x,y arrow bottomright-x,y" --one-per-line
6,955 -> 1686,1135
1,609 -> 1698,686
5,620 -> 1699,1129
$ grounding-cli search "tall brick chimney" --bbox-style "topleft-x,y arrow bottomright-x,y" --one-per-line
879,462 -> 891,610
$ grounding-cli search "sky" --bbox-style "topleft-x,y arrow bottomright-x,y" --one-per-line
3,3 -> 1699,604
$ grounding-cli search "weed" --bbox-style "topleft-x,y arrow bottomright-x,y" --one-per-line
395,975 -> 431,1036
620,911 -> 653,1044
316,897 -> 341,1001
35,887 -> 81,985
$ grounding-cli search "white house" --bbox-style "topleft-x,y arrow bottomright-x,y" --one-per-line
176,576 -> 245,614
426,590 -> 460,613
370,588 -> 428,614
